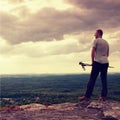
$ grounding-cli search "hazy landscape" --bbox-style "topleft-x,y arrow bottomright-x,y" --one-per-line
1,73 -> 120,108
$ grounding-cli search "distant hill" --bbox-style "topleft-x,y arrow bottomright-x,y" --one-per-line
1,73 -> 120,108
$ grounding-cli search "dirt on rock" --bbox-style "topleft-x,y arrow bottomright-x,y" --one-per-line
0,100 -> 120,120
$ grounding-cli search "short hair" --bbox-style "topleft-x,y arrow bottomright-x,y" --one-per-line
97,29 -> 103,36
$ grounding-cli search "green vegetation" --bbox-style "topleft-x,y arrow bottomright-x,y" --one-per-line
0,73 -> 120,107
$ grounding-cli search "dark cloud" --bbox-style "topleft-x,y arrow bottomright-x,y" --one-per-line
0,8 -> 90,44
66,0 -> 120,27
0,0 -> 120,44
66,0 -> 120,10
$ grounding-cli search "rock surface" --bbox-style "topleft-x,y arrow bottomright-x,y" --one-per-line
0,100 -> 120,120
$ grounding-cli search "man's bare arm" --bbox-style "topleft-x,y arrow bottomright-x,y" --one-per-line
107,47 -> 109,57
91,47 -> 95,64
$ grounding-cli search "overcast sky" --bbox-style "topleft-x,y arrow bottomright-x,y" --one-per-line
0,0 -> 120,74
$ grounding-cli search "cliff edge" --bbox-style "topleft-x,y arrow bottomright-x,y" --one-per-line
0,100 -> 120,120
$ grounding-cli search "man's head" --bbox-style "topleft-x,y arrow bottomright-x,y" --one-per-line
94,29 -> 103,38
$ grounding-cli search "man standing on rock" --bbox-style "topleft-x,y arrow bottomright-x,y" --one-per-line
79,29 -> 109,101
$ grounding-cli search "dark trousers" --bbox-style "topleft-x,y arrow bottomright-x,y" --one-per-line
85,61 -> 109,98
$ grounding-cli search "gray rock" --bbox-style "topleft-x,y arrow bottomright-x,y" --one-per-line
0,100 -> 120,120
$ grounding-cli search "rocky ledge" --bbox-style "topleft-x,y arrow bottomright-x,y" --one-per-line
0,100 -> 120,120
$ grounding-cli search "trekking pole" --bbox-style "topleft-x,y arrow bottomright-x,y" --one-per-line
79,62 -> 114,71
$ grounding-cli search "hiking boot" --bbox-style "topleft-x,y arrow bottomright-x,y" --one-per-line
98,96 -> 106,101
78,96 -> 89,101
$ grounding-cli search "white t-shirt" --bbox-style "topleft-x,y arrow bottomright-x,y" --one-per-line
92,38 -> 109,63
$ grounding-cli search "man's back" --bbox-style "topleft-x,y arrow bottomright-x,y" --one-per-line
93,38 -> 109,63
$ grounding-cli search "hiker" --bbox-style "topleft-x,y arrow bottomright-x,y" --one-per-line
79,29 -> 109,101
